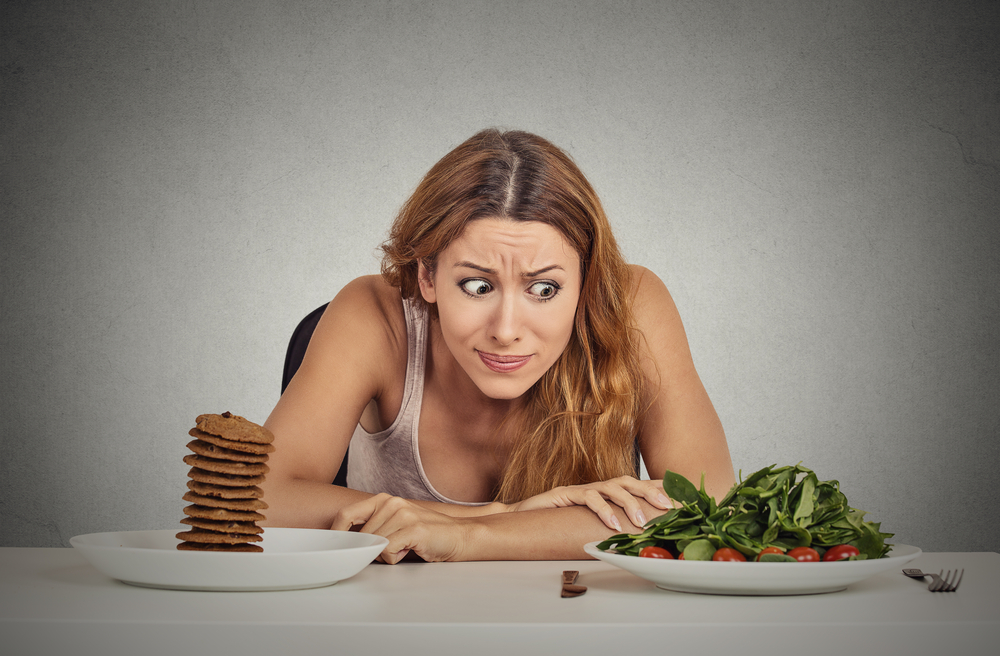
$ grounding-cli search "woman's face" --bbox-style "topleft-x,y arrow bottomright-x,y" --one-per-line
419,218 -> 582,400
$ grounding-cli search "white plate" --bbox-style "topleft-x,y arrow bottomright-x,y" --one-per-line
584,542 -> 921,596
71,528 -> 388,591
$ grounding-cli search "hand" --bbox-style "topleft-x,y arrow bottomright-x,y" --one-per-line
506,476 -> 674,531
331,493 -> 473,564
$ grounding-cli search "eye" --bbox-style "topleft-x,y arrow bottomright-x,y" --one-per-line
528,281 -> 560,300
459,279 -> 493,297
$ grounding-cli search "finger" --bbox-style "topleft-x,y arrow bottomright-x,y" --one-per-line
382,546 -> 411,564
583,484 -> 648,528
636,480 -> 673,510
353,499 -> 426,563
371,519 -> 424,564
380,522 -> 458,563
380,528 -> 420,564
551,484 -> 640,529
571,488 -> 625,531
330,495 -> 381,531
610,477 -> 672,510
355,494 -> 420,538
592,499 -> 624,532
331,493 -> 397,532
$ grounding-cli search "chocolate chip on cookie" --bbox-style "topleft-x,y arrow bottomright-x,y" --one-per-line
195,412 -> 274,445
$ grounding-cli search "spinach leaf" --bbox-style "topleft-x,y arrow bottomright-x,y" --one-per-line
662,470 -> 707,511
598,465 -> 894,560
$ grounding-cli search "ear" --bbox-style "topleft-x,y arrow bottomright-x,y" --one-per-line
417,260 -> 437,304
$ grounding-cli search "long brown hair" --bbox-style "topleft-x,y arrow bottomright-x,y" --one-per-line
381,129 -> 645,502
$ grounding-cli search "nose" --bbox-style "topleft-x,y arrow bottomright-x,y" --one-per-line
490,293 -> 521,346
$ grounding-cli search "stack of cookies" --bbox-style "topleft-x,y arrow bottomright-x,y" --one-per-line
177,412 -> 275,552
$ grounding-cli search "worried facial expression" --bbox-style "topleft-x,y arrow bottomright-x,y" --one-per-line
418,218 -> 582,401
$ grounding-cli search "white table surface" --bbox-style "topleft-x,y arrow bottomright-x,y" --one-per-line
2,547 -> 998,656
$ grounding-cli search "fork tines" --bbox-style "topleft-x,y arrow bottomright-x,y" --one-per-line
929,569 -> 964,592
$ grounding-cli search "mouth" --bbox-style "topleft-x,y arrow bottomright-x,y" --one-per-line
477,351 -> 532,373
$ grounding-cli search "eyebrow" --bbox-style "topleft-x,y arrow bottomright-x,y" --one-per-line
453,261 -> 564,278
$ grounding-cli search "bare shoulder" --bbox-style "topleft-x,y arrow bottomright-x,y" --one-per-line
307,275 -> 408,376
328,275 -> 405,328
628,264 -> 666,298
628,265 -> 683,330
626,264 -> 696,370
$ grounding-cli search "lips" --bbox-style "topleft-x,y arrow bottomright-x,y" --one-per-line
477,351 -> 532,373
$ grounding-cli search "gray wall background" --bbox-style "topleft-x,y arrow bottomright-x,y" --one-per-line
2,0 -> 998,552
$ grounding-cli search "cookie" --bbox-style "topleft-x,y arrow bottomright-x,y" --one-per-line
183,453 -> 270,477
195,412 -> 274,445
186,480 -> 264,499
189,428 -> 276,455
180,516 -> 265,535
176,529 -> 263,544
180,412 -> 271,554
186,439 -> 270,463
187,466 -> 266,487
183,504 -> 266,523
177,541 -> 264,552
182,490 -> 268,511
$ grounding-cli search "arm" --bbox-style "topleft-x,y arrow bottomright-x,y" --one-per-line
260,276 -> 406,528
630,265 -> 735,500
331,493 -> 661,562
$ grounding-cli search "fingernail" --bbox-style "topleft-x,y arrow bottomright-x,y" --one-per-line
636,511 -> 647,526
657,493 -> 671,506
611,516 -> 622,531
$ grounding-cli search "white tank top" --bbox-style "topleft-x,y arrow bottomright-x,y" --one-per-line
346,298 -> 489,506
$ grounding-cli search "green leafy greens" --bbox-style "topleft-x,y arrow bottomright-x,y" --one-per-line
597,464 -> 893,560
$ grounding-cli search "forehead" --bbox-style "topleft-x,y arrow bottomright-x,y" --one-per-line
441,219 -> 579,269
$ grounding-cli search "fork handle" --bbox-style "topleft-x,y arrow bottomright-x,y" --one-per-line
902,569 -> 945,589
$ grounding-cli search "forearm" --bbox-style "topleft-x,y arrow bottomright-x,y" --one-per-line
413,499 -> 509,518
259,479 -> 374,529
458,502 -> 654,561
330,491 -> 665,563
261,478 -> 508,529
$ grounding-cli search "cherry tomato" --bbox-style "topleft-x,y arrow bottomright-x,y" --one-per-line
639,546 -> 673,559
712,547 -> 747,562
787,547 -> 820,562
822,544 -> 860,562
678,553 -> 685,560
756,546 -> 785,561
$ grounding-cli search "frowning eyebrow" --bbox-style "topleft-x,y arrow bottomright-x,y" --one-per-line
453,261 -> 564,278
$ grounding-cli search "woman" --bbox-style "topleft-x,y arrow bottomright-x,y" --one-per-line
262,129 -> 734,563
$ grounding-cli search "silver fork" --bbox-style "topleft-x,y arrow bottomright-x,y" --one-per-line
903,568 -> 964,592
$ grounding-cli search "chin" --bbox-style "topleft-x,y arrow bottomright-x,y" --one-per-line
469,372 -> 537,401
475,381 -> 532,401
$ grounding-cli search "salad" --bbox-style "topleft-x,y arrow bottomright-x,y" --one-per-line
597,464 -> 893,562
